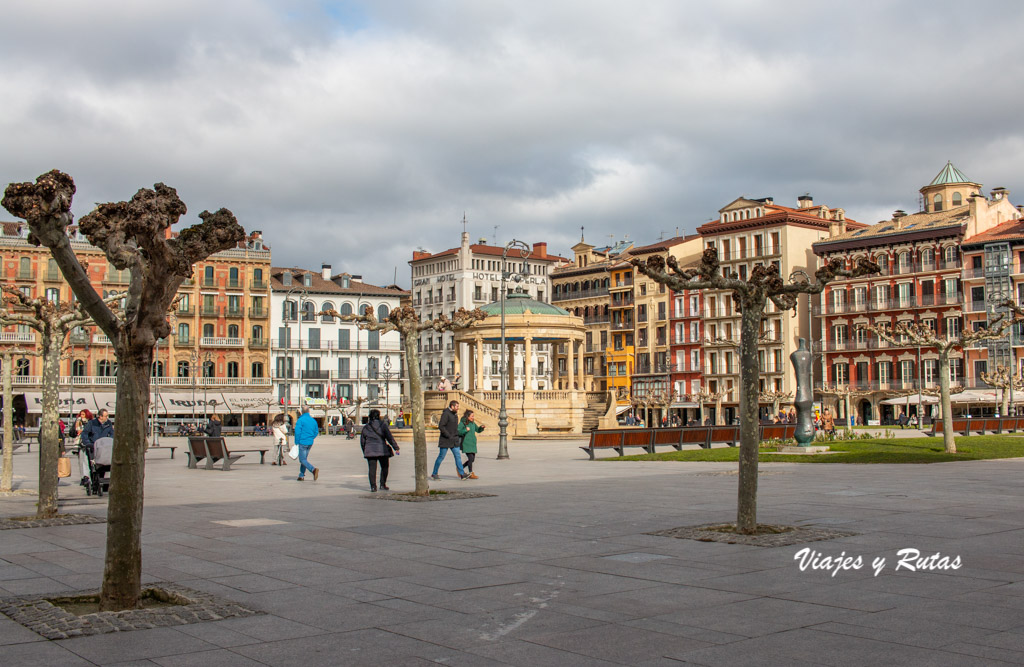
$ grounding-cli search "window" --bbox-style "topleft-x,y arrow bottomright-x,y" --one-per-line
368,357 -> 379,379
301,301 -> 317,322
178,293 -> 190,311
178,361 -> 190,378
278,326 -> 290,348
203,323 -> 214,338
178,323 -> 189,344
321,302 -> 335,322
204,266 -> 214,285
952,192 -> 962,206
283,300 -> 297,321
367,329 -> 379,350
45,287 -> 59,304
377,304 -> 389,321
253,268 -> 263,284
338,329 -> 350,349
227,324 -> 239,338
308,328 -> 320,349
227,361 -> 239,378
252,325 -> 263,340
251,362 -> 264,378
338,358 -> 350,379
340,302 -> 353,316
72,359 -> 86,376
203,360 -> 214,378
933,194 -> 943,212
98,360 -> 114,377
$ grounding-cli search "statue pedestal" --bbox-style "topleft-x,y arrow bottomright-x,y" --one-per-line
778,446 -> 831,454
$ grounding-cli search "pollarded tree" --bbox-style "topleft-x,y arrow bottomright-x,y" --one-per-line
815,384 -> 871,435
693,387 -> 727,425
980,364 -> 1024,418
632,249 -> 878,533
860,317 -> 1017,453
0,285 -> 122,516
3,170 -> 244,611
320,305 -> 486,495
759,390 -> 794,421
1,349 -> 34,493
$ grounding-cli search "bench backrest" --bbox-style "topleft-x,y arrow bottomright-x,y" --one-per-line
761,425 -> 787,440
709,426 -> 738,442
681,428 -> 709,443
188,437 -> 209,459
982,418 -> 1001,432
207,437 -> 228,459
591,432 -> 622,447
951,418 -> 968,431
622,430 -> 652,447
653,429 -> 683,445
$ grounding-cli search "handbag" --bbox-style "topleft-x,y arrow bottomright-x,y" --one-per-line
288,444 -> 299,460
57,456 -> 72,478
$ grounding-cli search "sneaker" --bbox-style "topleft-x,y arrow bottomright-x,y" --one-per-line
380,483 -> 390,491
370,486 -> 377,492
468,473 -> 479,479
461,473 -> 470,480
431,474 -> 441,480
297,477 -> 304,481
313,468 -> 319,481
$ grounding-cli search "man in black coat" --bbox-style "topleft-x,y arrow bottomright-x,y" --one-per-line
431,400 -> 467,480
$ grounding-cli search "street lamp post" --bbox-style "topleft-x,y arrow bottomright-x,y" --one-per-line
286,286 -> 307,413
203,351 -> 212,423
381,355 -> 396,424
497,239 -> 531,460
189,349 -> 198,428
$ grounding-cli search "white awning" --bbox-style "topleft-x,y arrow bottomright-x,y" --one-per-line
22,391 -> 98,414
616,405 -> 632,415
669,402 -> 699,409
158,391 -> 226,415
880,393 -> 939,406
219,393 -> 276,413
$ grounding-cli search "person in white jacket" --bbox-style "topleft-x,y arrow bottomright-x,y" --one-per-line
271,413 -> 289,466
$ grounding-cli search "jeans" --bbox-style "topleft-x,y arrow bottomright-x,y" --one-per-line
432,447 -> 465,476
297,444 -> 316,477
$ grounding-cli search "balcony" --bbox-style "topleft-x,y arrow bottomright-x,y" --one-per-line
224,306 -> 244,318
249,307 -> 267,318
552,288 -> 610,302
176,305 -> 194,316
201,337 -> 244,347
249,338 -> 268,348
251,279 -> 268,290
200,306 -> 220,317
45,271 -> 62,282
92,334 -> 112,345
301,370 -> 332,380
583,315 -> 611,325
17,269 -> 34,280
611,321 -> 634,331
227,279 -> 241,289
202,279 -> 217,288
610,294 -> 634,307
0,332 -> 35,343
634,363 -> 672,376
704,364 -> 739,375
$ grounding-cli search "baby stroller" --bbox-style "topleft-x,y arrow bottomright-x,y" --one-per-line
85,436 -> 113,497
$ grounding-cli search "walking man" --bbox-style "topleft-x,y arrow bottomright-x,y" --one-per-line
432,400 -> 467,480
294,408 -> 320,481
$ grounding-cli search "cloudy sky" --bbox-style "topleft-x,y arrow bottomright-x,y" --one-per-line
3,1 -> 1023,286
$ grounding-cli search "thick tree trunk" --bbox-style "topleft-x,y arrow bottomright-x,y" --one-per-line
1,353 -> 14,492
844,394 -> 853,434
404,336 -> 428,496
736,307 -> 763,534
1001,386 -> 1010,418
715,394 -> 723,425
37,334 -> 61,517
99,346 -> 152,611
939,351 -> 955,454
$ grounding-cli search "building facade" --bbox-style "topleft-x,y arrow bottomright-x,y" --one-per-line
0,222 -> 273,426
812,163 -> 1020,424
698,195 -> 864,423
410,231 -> 567,391
269,265 -> 406,421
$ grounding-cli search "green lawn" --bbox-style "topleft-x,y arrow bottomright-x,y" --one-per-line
607,435 -> 1024,464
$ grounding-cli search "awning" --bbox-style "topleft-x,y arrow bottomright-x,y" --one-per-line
616,405 -> 632,415
880,393 -> 939,406
158,391 -> 226,415
669,402 -> 699,409
22,391 -> 98,414
219,393 -> 276,413
949,389 -> 1024,404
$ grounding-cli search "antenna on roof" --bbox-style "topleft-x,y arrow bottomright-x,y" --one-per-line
461,212 -> 468,234
580,225 -> 585,242
493,225 -> 499,245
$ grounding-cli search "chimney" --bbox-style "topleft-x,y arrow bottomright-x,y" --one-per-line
829,219 -> 839,237
321,263 -> 331,280
893,210 -> 906,231
991,187 -> 1009,201
797,194 -> 813,209
478,237 -> 488,245
532,242 -> 547,257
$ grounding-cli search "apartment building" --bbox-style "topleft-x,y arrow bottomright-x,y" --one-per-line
812,162 -> 1020,424
626,236 -> 703,422
669,255 -> 707,424
0,221 -> 273,425
698,195 -> 863,423
269,266 -> 406,419
550,236 -> 633,392
410,230 -> 567,391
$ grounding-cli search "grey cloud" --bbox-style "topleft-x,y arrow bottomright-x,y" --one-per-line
2,0 -> 1024,287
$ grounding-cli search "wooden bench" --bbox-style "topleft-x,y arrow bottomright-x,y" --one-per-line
709,426 -> 739,447
759,424 -> 796,441
579,430 -> 654,460
206,438 -> 245,471
186,437 -> 210,469
210,437 -> 269,468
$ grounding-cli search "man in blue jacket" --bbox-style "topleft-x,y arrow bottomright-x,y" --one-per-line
294,407 -> 320,481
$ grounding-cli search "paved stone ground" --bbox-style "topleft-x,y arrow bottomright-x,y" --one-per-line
1,434 -> 1023,665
